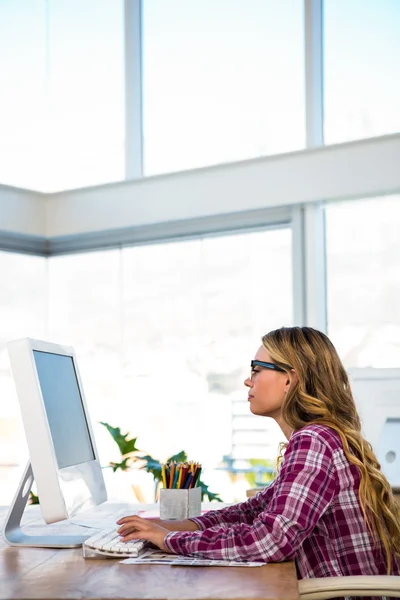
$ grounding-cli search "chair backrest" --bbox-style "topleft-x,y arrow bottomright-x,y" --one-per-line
298,575 -> 400,600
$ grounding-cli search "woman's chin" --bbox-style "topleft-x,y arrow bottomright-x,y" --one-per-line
249,403 -> 259,415
249,403 -> 270,418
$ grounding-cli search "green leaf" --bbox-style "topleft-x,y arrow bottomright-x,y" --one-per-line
140,454 -> 162,481
197,479 -> 223,502
166,450 -> 187,464
109,457 -> 132,472
29,491 -> 40,505
141,450 -> 187,485
100,421 -> 139,456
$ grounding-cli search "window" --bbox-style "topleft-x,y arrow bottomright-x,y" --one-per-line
0,232 -> 292,504
326,195 -> 400,367
44,0 -> 125,191
46,249 -> 131,498
0,0 -> 46,190
324,0 -> 400,144
47,249 -> 123,430
0,251 -> 46,505
121,229 -> 292,500
0,0 -> 125,192
143,0 -> 305,176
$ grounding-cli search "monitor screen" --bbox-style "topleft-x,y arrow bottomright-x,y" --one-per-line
33,350 -> 95,469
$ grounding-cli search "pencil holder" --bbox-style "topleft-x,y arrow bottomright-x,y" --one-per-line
159,486 -> 201,520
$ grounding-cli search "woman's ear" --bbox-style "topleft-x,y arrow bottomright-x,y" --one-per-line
285,369 -> 298,392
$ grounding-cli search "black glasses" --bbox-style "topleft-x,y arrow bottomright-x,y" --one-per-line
251,359 -> 286,373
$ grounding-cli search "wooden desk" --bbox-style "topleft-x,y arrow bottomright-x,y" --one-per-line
0,505 -> 299,600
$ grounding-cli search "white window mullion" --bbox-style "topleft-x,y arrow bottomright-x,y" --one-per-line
294,0 -> 327,332
292,202 -> 327,332
305,0 -> 324,147
124,0 -> 143,179
292,205 -> 307,327
304,202 -> 327,333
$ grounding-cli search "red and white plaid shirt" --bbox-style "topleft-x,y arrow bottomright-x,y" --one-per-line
164,424 -> 400,581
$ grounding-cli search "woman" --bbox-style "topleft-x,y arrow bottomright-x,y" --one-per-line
117,326 -> 400,579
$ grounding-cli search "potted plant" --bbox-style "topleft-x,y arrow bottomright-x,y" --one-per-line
100,422 -> 222,502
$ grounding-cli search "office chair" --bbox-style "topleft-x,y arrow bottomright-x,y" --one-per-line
298,575 -> 400,599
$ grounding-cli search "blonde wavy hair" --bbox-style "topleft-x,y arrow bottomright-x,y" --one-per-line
262,326 -> 400,574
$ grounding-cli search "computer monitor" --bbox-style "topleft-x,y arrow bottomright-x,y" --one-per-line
349,368 -> 400,489
2,338 -> 107,548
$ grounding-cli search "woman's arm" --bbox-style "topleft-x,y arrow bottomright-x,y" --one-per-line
118,484 -> 277,539
188,482 -> 276,530
117,516 -> 200,535
163,431 -> 337,562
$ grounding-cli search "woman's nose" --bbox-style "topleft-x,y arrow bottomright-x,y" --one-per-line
244,376 -> 251,388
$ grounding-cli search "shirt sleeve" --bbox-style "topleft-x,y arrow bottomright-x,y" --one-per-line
164,430 -> 337,562
188,481 -> 276,529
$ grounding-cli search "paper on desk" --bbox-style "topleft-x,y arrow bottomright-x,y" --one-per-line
121,549 -> 264,567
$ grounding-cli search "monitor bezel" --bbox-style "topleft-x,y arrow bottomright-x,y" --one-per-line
7,338 -> 107,524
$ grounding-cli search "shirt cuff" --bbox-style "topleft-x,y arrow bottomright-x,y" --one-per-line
164,531 -> 183,554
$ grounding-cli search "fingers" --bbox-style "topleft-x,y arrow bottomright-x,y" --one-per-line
117,521 -> 152,542
115,515 -> 168,546
116,516 -> 151,538
116,514 -> 141,525
117,522 -> 148,536
117,524 -> 137,536
119,531 -> 145,542
116,521 -> 145,541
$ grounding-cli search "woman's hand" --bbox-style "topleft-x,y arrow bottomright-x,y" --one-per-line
116,515 -> 170,552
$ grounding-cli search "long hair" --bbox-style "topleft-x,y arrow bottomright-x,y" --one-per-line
262,326 -> 400,574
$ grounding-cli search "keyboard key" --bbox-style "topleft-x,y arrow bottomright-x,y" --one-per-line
84,528 -> 146,558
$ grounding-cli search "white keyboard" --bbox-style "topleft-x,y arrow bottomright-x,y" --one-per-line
83,528 -> 147,558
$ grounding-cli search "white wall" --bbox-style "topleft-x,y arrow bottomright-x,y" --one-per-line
1,133 -> 400,239
44,133 -> 400,237
0,185 -> 45,237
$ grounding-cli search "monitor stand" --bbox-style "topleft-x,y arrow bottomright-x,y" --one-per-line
2,461 -> 89,548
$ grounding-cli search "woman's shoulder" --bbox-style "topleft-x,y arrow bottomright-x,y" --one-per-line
290,423 -> 342,451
